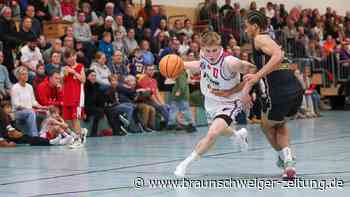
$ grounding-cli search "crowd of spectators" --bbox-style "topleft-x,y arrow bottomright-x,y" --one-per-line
1,0 -> 345,147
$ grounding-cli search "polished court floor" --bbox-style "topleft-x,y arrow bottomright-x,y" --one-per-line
0,111 -> 349,197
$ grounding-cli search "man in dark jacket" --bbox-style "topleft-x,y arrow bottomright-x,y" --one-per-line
0,6 -> 20,81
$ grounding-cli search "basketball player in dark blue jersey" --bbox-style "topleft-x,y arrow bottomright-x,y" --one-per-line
244,11 -> 304,179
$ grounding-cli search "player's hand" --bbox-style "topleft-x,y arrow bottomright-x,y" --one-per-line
243,73 -> 259,85
175,91 -> 181,96
240,93 -> 253,110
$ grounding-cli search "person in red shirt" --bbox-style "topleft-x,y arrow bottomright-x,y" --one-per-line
137,64 -> 169,126
36,70 -> 63,107
62,49 -> 87,147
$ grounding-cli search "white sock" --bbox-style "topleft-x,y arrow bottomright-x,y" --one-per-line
281,147 -> 293,162
181,151 -> 200,167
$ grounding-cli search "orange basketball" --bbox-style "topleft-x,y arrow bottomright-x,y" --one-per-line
159,54 -> 184,79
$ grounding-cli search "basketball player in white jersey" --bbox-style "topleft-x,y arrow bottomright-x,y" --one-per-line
174,32 -> 256,177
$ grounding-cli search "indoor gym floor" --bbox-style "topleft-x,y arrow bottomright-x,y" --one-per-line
0,111 -> 349,197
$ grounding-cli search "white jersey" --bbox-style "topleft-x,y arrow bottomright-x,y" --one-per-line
199,49 -> 243,102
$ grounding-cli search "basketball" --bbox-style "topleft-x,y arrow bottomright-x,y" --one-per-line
159,54 -> 184,79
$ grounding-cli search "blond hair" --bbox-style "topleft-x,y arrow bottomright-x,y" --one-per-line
201,31 -> 221,47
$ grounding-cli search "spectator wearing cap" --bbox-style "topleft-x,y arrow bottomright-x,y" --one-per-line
11,66 -> 46,136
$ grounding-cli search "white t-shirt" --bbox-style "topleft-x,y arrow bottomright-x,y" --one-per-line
20,45 -> 43,71
11,83 -> 38,110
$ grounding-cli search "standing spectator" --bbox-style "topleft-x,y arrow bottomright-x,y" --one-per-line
168,71 -> 197,132
61,0 -> 75,22
48,0 -> 62,20
11,67 -> 45,136
62,49 -> 86,146
0,6 -> 20,80
137,64 -> 169,126
124,28 -> 138,55
20,37 -> 44,76
90,52 -> 111,88
109,50 -> 129,80
84,69 -> 105,137
36,70 -> 63,107
21,5 -> 42,36
0,51 -> 12,101
99,32 -> 114,64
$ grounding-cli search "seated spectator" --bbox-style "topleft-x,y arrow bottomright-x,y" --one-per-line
99,32 -> 114,64
18,16 -> 37,45
62,36 -> 75,54
61,0 -> 76,22
31,0 -> 51,21
232,46 -> 241,58
137,0 -> 154,27
39,106 -> 75,145
81,2 -> 99,28
308,39 -> 323,60
0,102 -> 68,147
160,38 -> 180,58
129,48 -> 146,77
36,70 -> 63,107
20,5 -> 42,36
90,52 -> 111,88
112,29 -> 127,55
135,16 -> 145,43
99,2 -> 115,20
61,26 -> 74,42
181,19 -> 194,38
137,64 -> 169,127
153,18 -> 170,38
124,28 -> 138,55
140,40 -> 155,64
339,38 -> 350,65
178,33 -> 190,56
109,50 -> 129,80
73,11 -> 92,44
125,75 -> 156,131
43,39 -> 63,65
114,15 -> 127,38
32,64 -> 46,91
169,19 -> 184,38
123,3 -> 136,30
20,36 -> 44,76
37,35 -> 51,52
48,0 -> 62,20
0,51 -> 12,101
151,31 -> 169,56
11,66 -> 46,136
95,16 -> 115,40
84,70 -> 105,137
